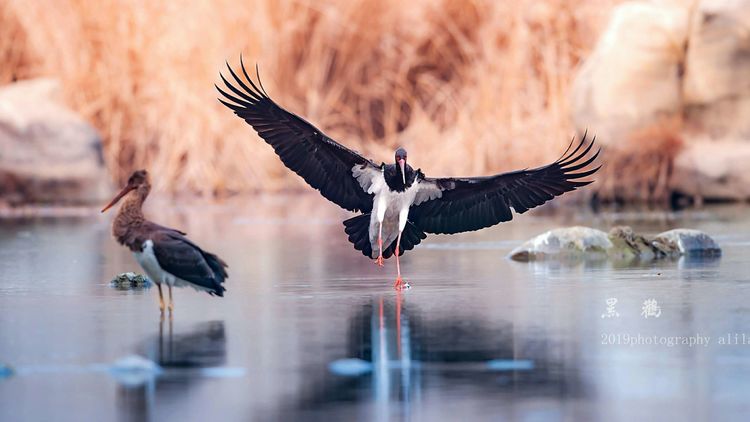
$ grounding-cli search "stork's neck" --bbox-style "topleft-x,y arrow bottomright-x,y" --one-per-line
112,189 -> 148,250
385,163 -> 415,192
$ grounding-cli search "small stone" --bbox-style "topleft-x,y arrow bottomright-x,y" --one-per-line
110,272 -> 151,289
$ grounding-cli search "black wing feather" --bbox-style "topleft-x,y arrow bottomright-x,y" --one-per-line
152,231 -> 227,297
217,58 -> 377,213
410,133 -> 601,234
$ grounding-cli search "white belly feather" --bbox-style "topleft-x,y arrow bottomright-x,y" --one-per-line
368,175 -> 420,254
352,163 -> 442,257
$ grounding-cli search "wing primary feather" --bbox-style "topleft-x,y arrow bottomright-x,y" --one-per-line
217,97 -> 245,112
565,165 -> 601,179
220,72 -> 259,103
255,62 -> 270,97
225,62 -> 262,101
238,57 -> 267,100
556,133 -> 578,162
559,135 -> 596,167
215,84 -> 252,108
559,131 -> 589,164
562,148 -> 601,172
240,54 -> 263,98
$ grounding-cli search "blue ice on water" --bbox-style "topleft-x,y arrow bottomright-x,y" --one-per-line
486,359 -> 535,371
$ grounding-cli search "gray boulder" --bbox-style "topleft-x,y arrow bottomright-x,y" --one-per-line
508,226 -> 612,261
652,228 -> 722,256
0,78 -> 111,204
606,226 -> 660,261
509,226 -> 720,262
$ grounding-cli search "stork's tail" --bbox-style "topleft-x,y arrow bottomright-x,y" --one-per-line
383,221 -> 427,258
343,214 -> 427,259
202,251 -> 228,297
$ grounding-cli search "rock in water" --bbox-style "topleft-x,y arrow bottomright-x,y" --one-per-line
0,78 -> 111,205
652,229 -> 722,257
110,272 -> 151,289
508,226 -> 612,262
509,226 -> 721,262
607,226 -> 660,261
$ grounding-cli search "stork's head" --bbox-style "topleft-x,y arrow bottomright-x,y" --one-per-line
394,147 -> 407,185
101,170 -> 152,212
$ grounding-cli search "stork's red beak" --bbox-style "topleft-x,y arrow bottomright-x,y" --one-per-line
398,158 -> 406,185
101,184 -> 135,213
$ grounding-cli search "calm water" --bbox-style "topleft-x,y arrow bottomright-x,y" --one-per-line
1,195 -> 749,421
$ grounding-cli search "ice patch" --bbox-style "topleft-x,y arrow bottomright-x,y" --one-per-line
329,358 -> 373,376
487,359 -> 535,371
109,355 -> 162,387
199,367 -> 247,378
0,363 -> 13,379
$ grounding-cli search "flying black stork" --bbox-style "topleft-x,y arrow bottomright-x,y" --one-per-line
216,59 -> 600,289
101,170 -> 228,312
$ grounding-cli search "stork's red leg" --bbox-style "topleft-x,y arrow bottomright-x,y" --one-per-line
374,222 -> 384,267
393,231 -> 408,289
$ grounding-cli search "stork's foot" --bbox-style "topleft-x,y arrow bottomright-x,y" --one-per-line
393,276 -> 410,290
375,255 -> 384,267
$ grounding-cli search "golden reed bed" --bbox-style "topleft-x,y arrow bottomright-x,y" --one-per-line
0,0 -> 617,196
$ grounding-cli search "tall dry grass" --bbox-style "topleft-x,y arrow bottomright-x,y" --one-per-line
595,117 -> 684,204
0,0 -> 617,196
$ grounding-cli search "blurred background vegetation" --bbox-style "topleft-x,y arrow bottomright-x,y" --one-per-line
1,0 -> 748,206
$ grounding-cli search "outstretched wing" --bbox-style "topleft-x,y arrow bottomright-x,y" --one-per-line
216,58 -> 379,213
410,133 -> 601,234
151,230 -> 227,296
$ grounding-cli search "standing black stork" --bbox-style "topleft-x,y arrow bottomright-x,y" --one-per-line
101,170 -> 228,312
216,59 -> 600,289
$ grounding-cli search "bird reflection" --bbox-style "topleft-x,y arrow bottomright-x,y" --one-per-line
116,320 -> 226,422
274,294 -> 583,419
155,318 -> 226,369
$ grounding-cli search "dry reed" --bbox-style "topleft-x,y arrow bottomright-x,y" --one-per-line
595,117 -> 684,204
0,0 -> 618,196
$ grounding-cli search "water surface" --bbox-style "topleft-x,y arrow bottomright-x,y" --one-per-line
1,196 -> 749,421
